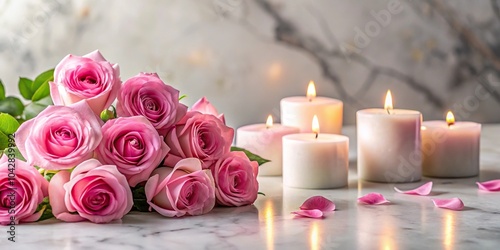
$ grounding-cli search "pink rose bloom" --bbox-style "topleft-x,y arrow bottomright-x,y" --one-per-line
145,158 -> 215,217
96,116 -> 170,187
191,97 -> 225,124
164,111 -> 234,169
116,73 -> 187,135
0,156 -> 49,225
15,100 -> 102,170
211,152 -> 259,207
48,159 -> 133,223
50,50 -> 121,115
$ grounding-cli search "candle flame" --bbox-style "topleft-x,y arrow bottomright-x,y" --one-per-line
307,81 -> 316,101
384,90 -> 393,113
312,115 -> 320,138
446,111 -> 455,126
266,115 -> 273,129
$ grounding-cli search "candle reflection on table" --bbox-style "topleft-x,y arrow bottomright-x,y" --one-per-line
310,221 -> 320,250
264,199 -> 275,250
443,211 -> 456,250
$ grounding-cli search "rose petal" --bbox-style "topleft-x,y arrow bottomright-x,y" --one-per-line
431,198 -> 464,211
394,181 -> 433,196
299,196 -> 336,212
357,192 -> 390,205
291,209 -> 323,218
477,180 -> 500,192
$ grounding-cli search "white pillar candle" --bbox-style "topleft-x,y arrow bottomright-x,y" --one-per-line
283,115 -> 349,189
236,115 -> 300,176
280,81 -> 343,134
357,90 -> 422,183
422,111 -> 481,177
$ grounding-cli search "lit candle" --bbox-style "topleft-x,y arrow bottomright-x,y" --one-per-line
422,111 -> 481,177
280,81 -> 343,134
282,115 -> 349,189
236,115 -> 300,176
357,90 -> 422,183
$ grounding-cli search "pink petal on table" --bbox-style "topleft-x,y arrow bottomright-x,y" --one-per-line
357,192 -> 390,205
431,198 -> 464,211
477,180 -> 500,192
300,196 -> 336,212
394,181 -> 433,196
291,209 -> 323,218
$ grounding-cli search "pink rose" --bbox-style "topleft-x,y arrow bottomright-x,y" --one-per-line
164,111 -> 234,169
48,159 -> 133,223
191,97 -> 225,124
116,73 -> 187,135
15,100 -> 102,170
50,50 -> 121,115
211,152 -> 259,207
96,116 -> 170,187
0,156 -> 49,225
145,158 -> 215,217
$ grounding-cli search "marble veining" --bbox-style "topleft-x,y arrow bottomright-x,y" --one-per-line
2,0 -> 500,129
3,124 -> 500,249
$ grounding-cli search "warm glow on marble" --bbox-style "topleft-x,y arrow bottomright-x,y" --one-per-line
264,200 -> 274,250
268,62 -> 283,81
380,217 -> 396,250
444,211 -> 455,250
310,221 -> 320,250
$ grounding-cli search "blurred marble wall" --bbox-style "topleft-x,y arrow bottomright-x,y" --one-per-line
1,0 -> 500,129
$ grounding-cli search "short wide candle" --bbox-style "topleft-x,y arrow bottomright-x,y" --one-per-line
357,91 -> 422,183
236,116 -> 299,176
422,114 -> 481,177
280,81 -> 343,134
283,133 -> 349,189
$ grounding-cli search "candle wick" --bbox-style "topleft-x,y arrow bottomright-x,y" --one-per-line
315,133 -> 318,139
386,109 -> 391,115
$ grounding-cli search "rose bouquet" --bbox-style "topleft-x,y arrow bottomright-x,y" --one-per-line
0,51 -> 268,224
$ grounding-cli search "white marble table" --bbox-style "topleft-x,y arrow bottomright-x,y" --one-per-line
4,125 -> 500,249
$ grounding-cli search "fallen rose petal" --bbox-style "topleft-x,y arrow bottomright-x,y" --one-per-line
431,198 -> 464,211
394,181 -> 433,196
477,180 -> 500,192
300,196 -> 336,212
357,192 -> 390,205
291,209 -> 323,218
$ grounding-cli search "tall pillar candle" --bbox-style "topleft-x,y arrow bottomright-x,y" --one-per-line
357,90 -> 422,183
422,111 -> 481,177
280,81 -> 343,134
283,115 -> 349,189
236,115 -> 300,176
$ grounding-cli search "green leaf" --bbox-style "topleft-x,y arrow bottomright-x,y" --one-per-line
131,186 -> 150,212
179,94 -> 187,101
37,96 -> 54,106
0,79 -> 5,100
18,77 -> 34,100
32,69 -> 54,93
36,197 -> 55,222
43,172 -> 56,182
31,81 -> 51,102
231,146 -> 271,166
258,192 -> 266,196
0,132 -> 8,150
0,113 -> 20,134
9,147 -> 25,161
0,96 -> 24,117
24,101 -> 48,120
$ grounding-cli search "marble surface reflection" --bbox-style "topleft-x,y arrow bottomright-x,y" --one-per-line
4,125 -> 500,249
